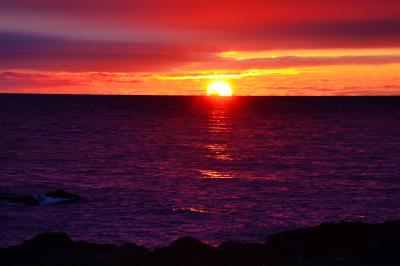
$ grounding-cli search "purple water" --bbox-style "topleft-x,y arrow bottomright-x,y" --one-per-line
1,95 -> 400,247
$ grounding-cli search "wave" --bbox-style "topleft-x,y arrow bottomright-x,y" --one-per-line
0,189 -> 82,206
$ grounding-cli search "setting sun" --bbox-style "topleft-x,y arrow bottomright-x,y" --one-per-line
207,81 -> 233,96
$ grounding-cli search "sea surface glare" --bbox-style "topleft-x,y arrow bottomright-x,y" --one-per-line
1,95 -> 400,247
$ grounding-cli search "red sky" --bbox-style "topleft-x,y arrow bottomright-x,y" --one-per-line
1,0 -> 400,95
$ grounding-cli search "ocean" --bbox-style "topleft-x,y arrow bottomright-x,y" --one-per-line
1,95 -> 400,247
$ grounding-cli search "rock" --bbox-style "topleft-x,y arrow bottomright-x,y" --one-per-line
0,190 -> 83,206
219,242 -> 265,266
1,232 -> 150,266
44,189 -> 82,201
19,232 -> 74,250
264,220 -> 400,265
154,236 -> 222,266
0,194 -> 39,205
1,220 -> 400,266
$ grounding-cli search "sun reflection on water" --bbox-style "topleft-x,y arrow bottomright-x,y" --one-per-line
200,101 -> 235,178
199,169 -> 234,179
207,107 -> 231,133
205,144 -> 233,161
206,104 -> 232,159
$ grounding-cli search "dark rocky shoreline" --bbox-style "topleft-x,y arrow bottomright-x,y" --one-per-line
1,220 -> 399,266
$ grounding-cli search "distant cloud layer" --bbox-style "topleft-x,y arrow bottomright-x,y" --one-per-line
0,0 -> 400,94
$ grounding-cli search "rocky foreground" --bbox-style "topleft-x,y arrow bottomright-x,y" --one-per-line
1,220 -> 399,266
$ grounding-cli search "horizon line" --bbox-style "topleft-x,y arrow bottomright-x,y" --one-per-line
1,93 -> 400,97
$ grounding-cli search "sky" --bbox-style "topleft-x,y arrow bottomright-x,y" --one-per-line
1,0 -> 400,95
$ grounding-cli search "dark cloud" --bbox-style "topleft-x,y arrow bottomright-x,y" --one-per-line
1,30 -> 400,73
0,70 -> 78,91
2,0 -> 399,22
218,55 -> 400,69
1,1 -> 400,74
215,19 -> 400,50
0,32 -> 218,71
0,70 -> 142,92
1,1 -> 400,48
0,70 -> 50,79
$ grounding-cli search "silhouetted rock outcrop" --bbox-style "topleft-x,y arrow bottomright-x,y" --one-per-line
219,242 -> 265,266
0,189 -> 83,206
155,237 -> 221,266
0,194 -> 38,205
264,220 -> 400,266
1,220 -> 400,266
44,189 -> 82,201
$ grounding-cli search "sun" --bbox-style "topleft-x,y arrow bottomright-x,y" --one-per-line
207,81 -> 233,96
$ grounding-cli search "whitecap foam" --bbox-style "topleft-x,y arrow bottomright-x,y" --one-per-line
33,196 -> 71,205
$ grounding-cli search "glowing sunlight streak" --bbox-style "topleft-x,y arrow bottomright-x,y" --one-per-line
220,48 -> 400,60
155,69 -> 299,80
